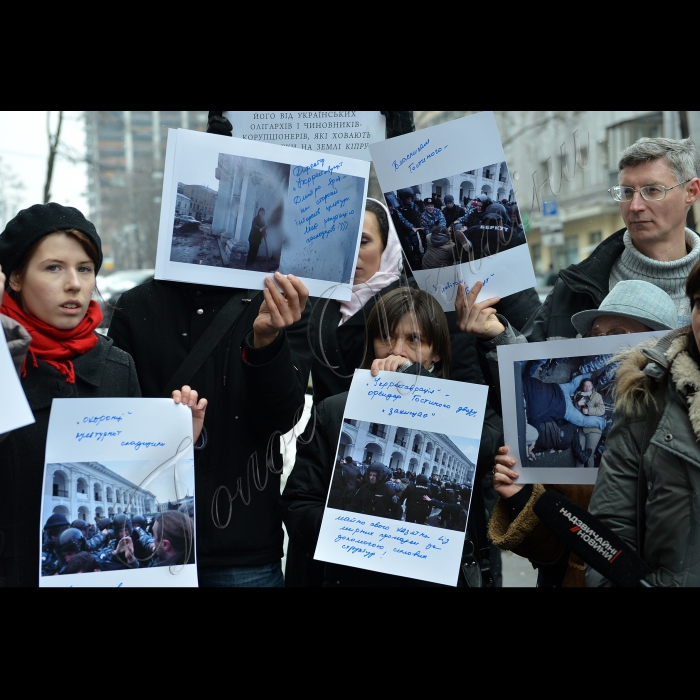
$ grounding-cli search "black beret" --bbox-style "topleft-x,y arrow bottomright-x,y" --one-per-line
0,203 -> 102,282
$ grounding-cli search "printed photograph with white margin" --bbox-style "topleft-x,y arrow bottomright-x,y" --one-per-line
40,397 -> 198,587
369,112 -> 536,311
156,128 -> 370,300
498,332 -> 667,485
314,369 -> 488,586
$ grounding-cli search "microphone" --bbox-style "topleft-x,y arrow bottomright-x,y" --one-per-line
532,489 -> 653,587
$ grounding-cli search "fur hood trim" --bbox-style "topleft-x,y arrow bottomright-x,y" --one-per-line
614,327 -> 700,440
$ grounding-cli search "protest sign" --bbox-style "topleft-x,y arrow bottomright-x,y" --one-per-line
0,325 -> 34,434
498,332 -> 666,485
314,369 -> 488,586
40,398 -> 197,587
369,111 -> 535,310
156,128 -> 369,300
224,111 -> 385,161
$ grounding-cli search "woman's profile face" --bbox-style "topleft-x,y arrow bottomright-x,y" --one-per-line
354,210 -> 384,285
373,312 -> 441,369
9,232 -> 96,330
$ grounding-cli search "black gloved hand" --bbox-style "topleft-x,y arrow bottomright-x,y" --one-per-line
206,111 -> 233,137
381,111 -> 415,139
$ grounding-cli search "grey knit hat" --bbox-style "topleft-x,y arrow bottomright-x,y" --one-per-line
571,280 -> 678,335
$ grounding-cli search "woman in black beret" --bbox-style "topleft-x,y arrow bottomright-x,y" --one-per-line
0,203 -> 207,586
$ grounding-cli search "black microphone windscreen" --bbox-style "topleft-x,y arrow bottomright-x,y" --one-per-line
533,489 -> 651,587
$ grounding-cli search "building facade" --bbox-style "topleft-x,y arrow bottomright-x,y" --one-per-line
338,420 -> 475,486
175,192 -> 191,217
180,184 -> 216,221
411,162 -> 514,207
85,110 -> 209,271
44,461 -> 157,526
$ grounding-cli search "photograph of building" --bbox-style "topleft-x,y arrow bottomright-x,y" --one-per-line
338,419 -> 476,486
44,461 -> 158,526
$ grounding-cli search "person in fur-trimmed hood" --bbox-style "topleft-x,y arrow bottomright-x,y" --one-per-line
488,280 -> 678,586
587,260 -> 700,587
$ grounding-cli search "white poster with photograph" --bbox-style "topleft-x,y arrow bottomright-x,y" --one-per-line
314,369 -> 488,586
498,332 -> 667,485
368,111 -> 535,310
40,398 -> 197,587
0,327 -> 34,434
224,111 -> 385,162
156,128 -> 369,300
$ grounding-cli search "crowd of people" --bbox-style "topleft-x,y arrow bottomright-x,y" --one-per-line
40,506 -> 195,575
385,189 -> 525,271
329,459 -> 471,530
3,111 -> 700,587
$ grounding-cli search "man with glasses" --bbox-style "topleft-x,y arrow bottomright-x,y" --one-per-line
465,137 -> 700,344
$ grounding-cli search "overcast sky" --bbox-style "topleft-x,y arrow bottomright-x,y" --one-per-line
0,111 -> 89,222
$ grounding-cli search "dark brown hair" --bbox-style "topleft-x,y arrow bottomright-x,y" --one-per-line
361,287 -> 451,378
686,259 -> 700,364
365,199 -> 390,250
154,511 -> 194,559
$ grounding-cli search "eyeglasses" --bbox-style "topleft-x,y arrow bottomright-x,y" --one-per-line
608,179 -> 692,202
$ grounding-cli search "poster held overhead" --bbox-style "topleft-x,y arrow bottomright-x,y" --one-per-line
223,111 -> 386,162
497,332 -> 667,485
314,369 -> 488,586
156,128 -> 370,300
40,397 -> 197,587
368,111 -> 536,310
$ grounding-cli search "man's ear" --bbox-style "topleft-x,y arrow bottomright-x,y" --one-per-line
686,177 -> 700,206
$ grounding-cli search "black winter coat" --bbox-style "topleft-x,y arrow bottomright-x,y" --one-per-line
0,336 -> 140,587
108,279 -> 311,570
281,380 -> 504,587
520,228 -> 627,341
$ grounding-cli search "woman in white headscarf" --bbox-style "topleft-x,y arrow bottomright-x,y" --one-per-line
308,197 -> 406,404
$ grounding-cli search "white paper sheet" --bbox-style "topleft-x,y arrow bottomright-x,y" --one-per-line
368,111 -> 536,309
224,111 -> 385,162
156,128 -> 370,300
498,332 -> 667,485
314,369 -> 488,586
0,323 -> 34,434
40,398 -> 197,587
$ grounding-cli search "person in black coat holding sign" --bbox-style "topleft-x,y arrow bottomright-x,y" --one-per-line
282,287 -> 504,587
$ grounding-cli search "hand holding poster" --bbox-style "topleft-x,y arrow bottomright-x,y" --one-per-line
498,332 -> 666,485
314,369 -> 488,586
40,398 -> 197,587
0,319 -> 34,434
156,128 -> 370,300
368,112 -> 535,310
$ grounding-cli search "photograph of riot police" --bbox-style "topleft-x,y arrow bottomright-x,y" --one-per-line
383,162 -> 525,272
327,423 -> 478,531
42,460 -> 195,575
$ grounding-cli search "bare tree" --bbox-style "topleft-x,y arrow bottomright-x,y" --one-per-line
0,156 -> 25,229
44,111 -> 64,204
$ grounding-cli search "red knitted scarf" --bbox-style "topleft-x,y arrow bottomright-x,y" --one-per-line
0,295 -> 102,383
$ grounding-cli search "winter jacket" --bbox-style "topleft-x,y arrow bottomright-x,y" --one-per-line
1,314 -> 31,376
587,327 -> 700,587
0,336 -> 140,587
520,228 -> 627,342
108,279 -> 311,571
422,233 -> 456,270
